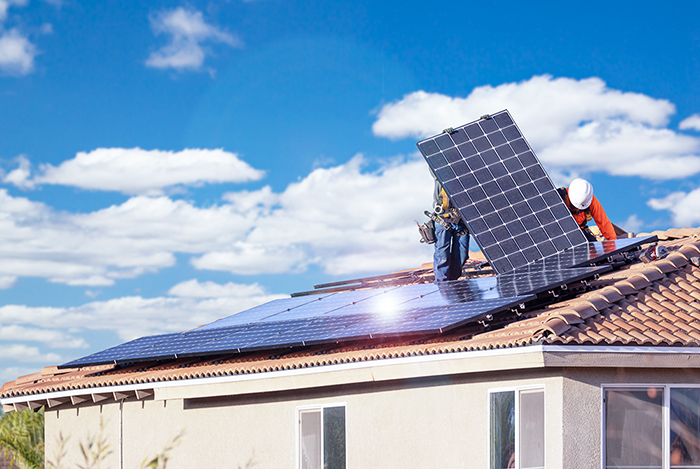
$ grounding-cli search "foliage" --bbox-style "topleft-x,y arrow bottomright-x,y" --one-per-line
0,407 -> 45,469
139,430 -> 184,469
76,419 -> 112,469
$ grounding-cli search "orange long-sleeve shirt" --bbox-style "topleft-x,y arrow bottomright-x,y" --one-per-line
566,189 -> 616,240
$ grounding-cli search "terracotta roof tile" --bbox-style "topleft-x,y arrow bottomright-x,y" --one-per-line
621,275 -> 653,291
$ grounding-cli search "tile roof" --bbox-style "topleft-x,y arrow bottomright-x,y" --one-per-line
4,227 -> 700,401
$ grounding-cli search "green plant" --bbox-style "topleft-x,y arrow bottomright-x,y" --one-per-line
139,430 -> 184,469
76,418 -> 112,469
0,407 -> 45,469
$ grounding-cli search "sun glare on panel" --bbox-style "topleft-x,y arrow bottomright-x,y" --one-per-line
374,294 -> 401,319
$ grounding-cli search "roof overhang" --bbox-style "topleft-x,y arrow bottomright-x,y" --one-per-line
4,344 -> 700,412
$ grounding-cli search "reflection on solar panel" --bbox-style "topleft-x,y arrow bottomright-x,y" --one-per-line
61,265 -> 619,368
59,109 -> 658,370
417,110 -> 588,274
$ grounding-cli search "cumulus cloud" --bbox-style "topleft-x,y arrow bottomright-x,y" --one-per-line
0,344 -> 60,363
372,75 -> 700,181
0,28 -> 36,75
194,154 -> 434,276
680,114 -> 700,131
0,280 -> 285,369
5,148 -> 265,195
146,7 -> 241,71
0,153 -> 434,285
0,0 -> 26,22
0,285 -> 284,342
620,214 -> 645,235
648,190 -> 700,227
0,325 -> 86,348
168,279 -> 283,299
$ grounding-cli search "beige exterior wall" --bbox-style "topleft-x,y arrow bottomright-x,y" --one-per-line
45,369 -> 563,468
41,350 -> 700,469
560,367 -> 700,469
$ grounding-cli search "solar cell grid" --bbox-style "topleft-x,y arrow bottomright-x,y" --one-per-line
417,110 -> 589,274
196,294 -> 336,329
266,287 -> 398,321
60,334 -> 178,368
118,326 -> 246,362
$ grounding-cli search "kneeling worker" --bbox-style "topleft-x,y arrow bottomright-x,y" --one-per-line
559,178 -> 616,241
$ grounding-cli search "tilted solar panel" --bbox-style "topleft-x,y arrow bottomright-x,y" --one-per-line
60,333 -> 180,368
196,292 -> 338,329
531,236 -> 658,270
417,110 -> 588,274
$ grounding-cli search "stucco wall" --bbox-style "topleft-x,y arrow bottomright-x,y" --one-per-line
45,370 -> 564,468
560,367 -> 700,469
43,361 -> 700,468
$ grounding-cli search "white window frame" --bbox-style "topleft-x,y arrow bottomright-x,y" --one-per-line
488,385 -> 546,469
601,384 -> 700,469
296,402 -> 347,469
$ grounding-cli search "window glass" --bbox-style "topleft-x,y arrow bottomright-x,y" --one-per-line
491,391 -> 515,469
323,406 -> 346,469
670,388 -> 700,468
520,390 -> 545,469
300,409 -> 322,469
605,388 -> 663,468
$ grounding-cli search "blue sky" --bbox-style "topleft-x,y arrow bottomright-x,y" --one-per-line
0,0 -> 699,382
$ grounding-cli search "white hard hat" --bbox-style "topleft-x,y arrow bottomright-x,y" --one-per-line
568,178 -> 594,210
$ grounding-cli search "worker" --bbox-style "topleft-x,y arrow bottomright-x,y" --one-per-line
432,178 -> 470,281
558,178 -> 616,241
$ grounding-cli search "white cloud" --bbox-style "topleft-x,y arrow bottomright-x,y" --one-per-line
0,281 -> 285,371
193,154 -> 434,276
620,214 -> 644,234
0,28 -> 36,75
0,325 -> 86,348
648,190 -> 700,227
0,285 -> 285,342
0,344 -> 60,363
168,279 -> 282,299
0,0 -> 26,22
372,75 -> 700,180
3,155 -> 31,189
0,152 -> 434,285
146,7 -> 242,71
680,114 -> 700,131
6,148 -> 265,195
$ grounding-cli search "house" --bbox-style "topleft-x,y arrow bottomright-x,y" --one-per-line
2,227 -> 700,468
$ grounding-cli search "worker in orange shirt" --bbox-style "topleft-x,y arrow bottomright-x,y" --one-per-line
558,178 -> 617,241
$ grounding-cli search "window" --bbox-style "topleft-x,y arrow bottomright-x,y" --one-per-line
603,385 -> 700,469
490,387 -> 545,469
298,405 -> 346,469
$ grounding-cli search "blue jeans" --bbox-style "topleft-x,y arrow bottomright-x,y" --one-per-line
433,222 -> 470,282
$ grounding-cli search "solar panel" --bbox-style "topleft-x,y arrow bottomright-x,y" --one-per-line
263,287 -> 399,321
118,325 -> 249,362
531,236 -> 658,270
61,260 -> 618,368
417,110 -> 588,274
335,295 -> 533,339
197,292 -> 337,329
60,333 -> 180,368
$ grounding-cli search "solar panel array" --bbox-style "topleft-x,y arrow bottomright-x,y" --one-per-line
63,264 -> 620,368
417,110 -> 588,274
60,110 -> 658,370
61,288 -> 534,367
